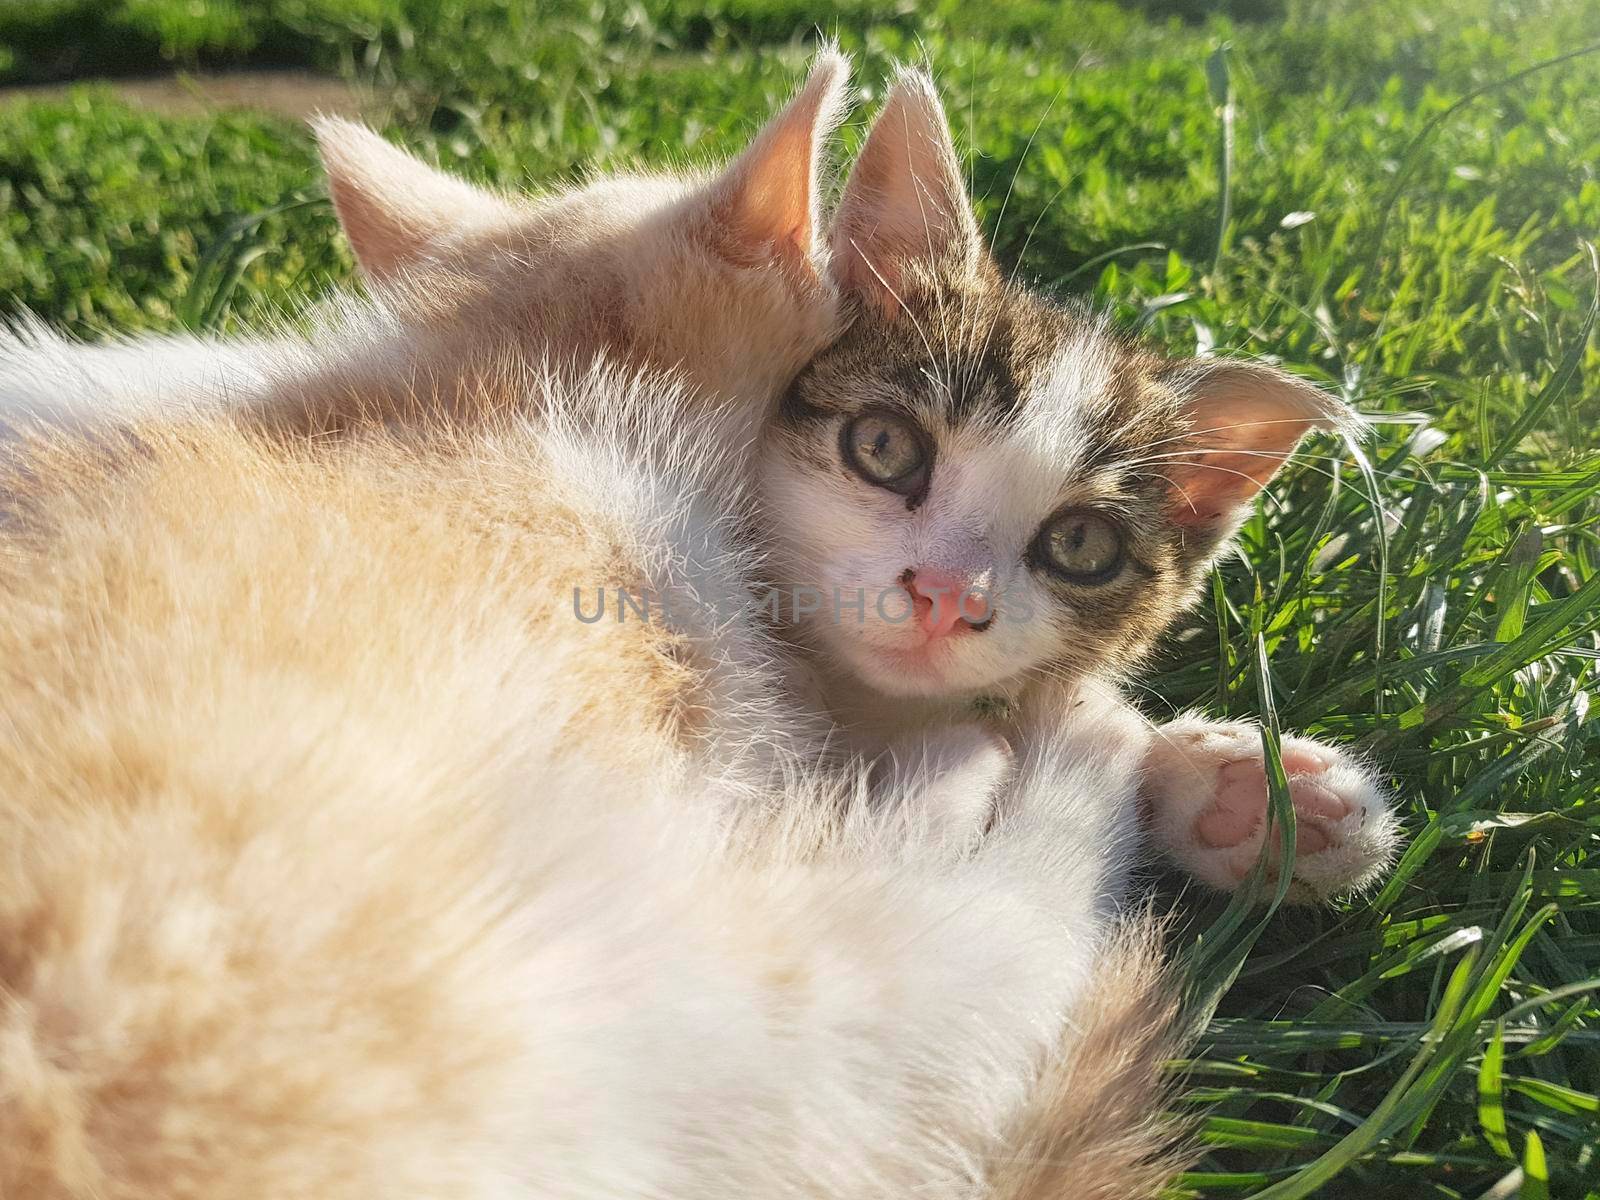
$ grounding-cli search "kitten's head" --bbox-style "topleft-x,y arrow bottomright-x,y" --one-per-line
761,70 -> 1354,700
311,52 -> 851,423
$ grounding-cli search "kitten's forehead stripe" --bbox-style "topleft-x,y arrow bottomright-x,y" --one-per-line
779,364 -> 835,426
786,287 -> 1181,481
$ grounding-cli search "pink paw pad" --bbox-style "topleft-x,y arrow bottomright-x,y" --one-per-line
1193,752 -> 1352,857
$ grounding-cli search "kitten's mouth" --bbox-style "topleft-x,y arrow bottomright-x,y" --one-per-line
856,636 -> 964,691
883,645 -> 945,672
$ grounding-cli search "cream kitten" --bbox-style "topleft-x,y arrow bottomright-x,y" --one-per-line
752,71 -> 1402,901
0,56 -> 1191,1198
0,376 -> 1178,1199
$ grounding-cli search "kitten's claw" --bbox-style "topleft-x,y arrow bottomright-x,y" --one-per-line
1141,717 -> 1401,902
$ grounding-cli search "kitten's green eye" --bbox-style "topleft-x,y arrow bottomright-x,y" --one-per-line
841,412 -> 930,496
1032,509 -> 1124,583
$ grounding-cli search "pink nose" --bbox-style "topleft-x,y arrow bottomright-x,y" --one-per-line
902,567 -> 993,638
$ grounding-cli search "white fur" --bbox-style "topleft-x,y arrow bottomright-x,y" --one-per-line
0,336 -> 1159,1196
0,315 -> 275,434
391,363 -> 1156,1195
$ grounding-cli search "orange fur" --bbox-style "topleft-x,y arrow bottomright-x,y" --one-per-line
271,55 -> 850,444
0,418 -> 655,1197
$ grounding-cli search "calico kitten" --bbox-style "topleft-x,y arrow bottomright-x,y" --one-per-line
758,70 -> 1402,900
268,67 -> 1402,901
0,56 -> 1191,1198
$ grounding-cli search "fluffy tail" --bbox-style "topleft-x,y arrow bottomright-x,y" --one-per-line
986,911 -> 1198,1200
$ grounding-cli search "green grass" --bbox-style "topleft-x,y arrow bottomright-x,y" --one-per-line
4,0 -> 1599,1195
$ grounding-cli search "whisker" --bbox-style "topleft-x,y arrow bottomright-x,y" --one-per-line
974,64 -> 1086,394
1113,678 -> 1186,722
1117,447 -> 1414,500
1120,443 -> 1382,472
1008,180 -> 1069,293
1116,464 -> 1302,518
1009,665 -> 1191,759
888,82 -> 961,400
1119,459 -> 1405,525
988,82 -> 1067,265
1073,676 -> 1189,740
1120,416 -> 1369,461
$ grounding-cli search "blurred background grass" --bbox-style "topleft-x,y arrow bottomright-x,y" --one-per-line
3,1 -> 1599,1196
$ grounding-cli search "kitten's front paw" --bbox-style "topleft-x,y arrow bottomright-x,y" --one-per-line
1141,718 -> 1400,902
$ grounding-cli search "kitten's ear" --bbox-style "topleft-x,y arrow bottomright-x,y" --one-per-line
701,49 -> 850,279
313,117 -> 519,282
1160,360 -> 1358,537
828,68 -> 989,318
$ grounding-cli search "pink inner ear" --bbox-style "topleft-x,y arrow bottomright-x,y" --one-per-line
833,231 -> 906,320
1166,451 -> 1294,526
324,172 -> 426,280
827,69 -> 985,319
716,123 -> 820,275
1163,385 -> 1328,527
314,117 -> 517,282
703,51 -> 848,280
